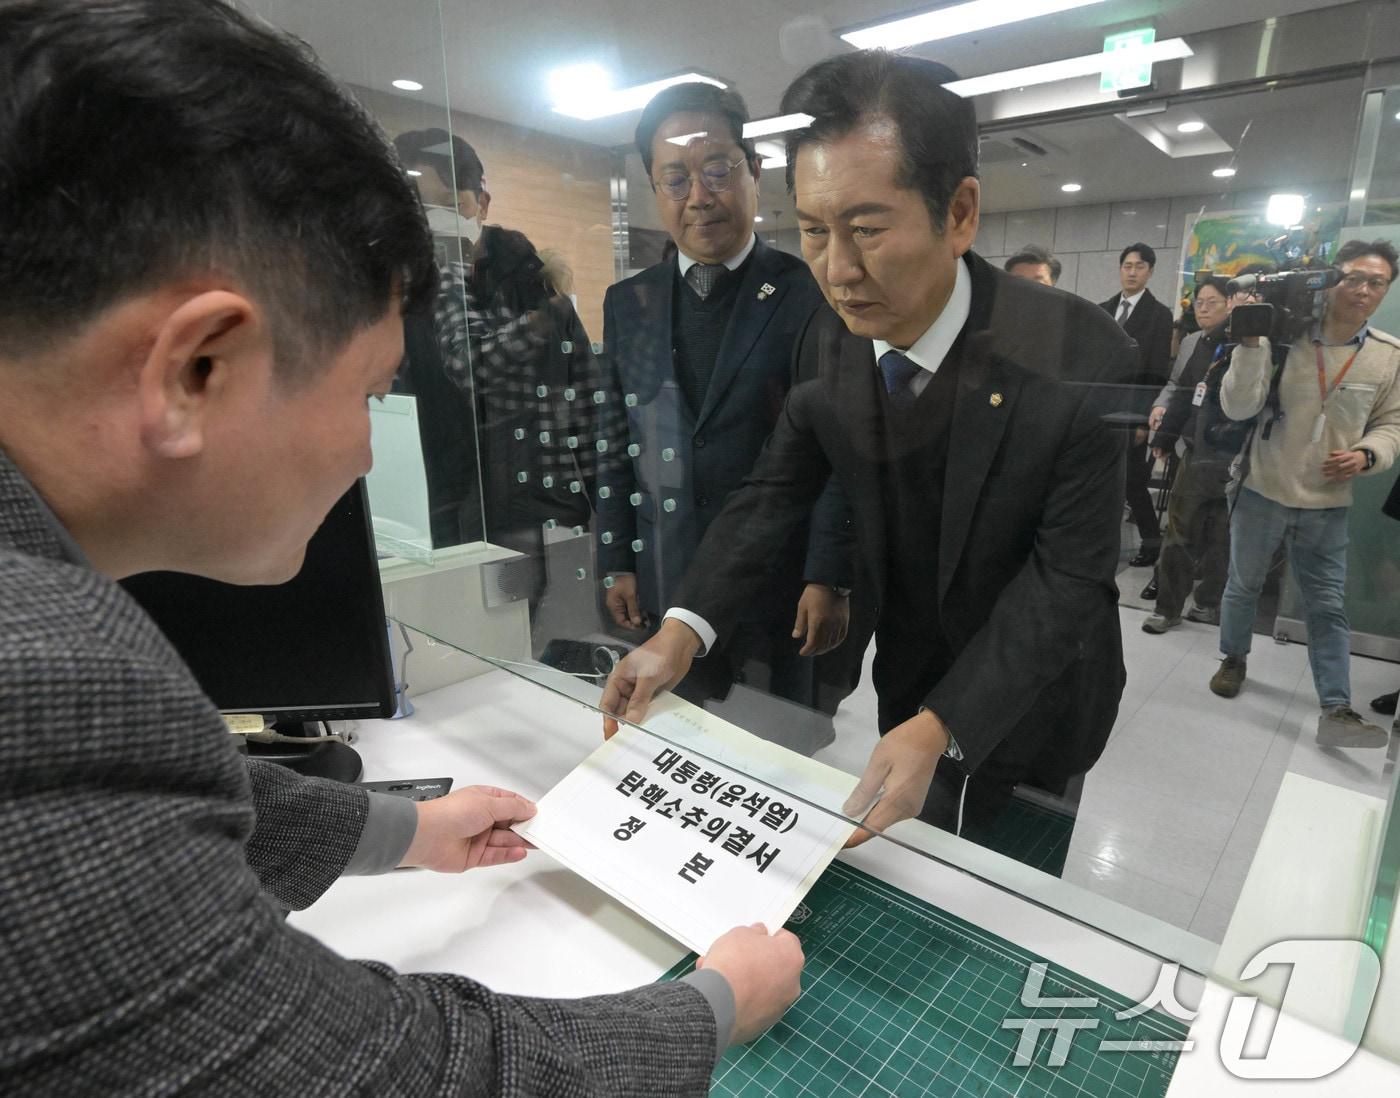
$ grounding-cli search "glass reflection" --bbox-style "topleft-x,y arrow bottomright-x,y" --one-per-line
266,0 -> 1400,998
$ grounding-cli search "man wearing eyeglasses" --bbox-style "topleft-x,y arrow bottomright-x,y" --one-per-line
596,82 -> 861,736
1211,239 -> 1400,748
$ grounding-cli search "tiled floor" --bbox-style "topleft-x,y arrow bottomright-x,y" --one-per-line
812,603 -> 1399,945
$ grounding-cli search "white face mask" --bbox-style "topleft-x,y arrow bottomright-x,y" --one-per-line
425,204 -> 482,243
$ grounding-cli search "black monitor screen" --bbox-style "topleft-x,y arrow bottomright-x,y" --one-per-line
121,480 -> 395,724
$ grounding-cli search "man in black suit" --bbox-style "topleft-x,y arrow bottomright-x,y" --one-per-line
598,82 -> 857,719
1101,243 -> 1175,567
602,51 -> 1134,852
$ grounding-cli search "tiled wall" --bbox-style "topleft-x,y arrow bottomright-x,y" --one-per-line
746,182 -> 1353,318
979,182 -> 1349,313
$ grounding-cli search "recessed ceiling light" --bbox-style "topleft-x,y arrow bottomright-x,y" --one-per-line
549,66 -> 725,121
753,140 -> 787,168
405,169 -> 423,177
1061,182 -> 1083,192
754,215 -> 764,223
841,0 -> 1108,50
944,38 -> 1193,98
1212,167 -> 1236,178
392,79 -> 424,92
1176,120 -> 1205,133
1352,188 -> 1368,200
742,114 -> 814,139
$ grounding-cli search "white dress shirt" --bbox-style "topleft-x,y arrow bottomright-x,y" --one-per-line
675,233 -> 756,278
872,255 -> 972,397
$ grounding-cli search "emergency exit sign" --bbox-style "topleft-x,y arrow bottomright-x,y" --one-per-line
1101,27 -> 1156,93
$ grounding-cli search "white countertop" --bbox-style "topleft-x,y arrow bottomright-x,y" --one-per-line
289,669 -> 1400,1093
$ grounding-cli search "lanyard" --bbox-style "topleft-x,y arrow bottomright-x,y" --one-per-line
1313,339 -> 1362,407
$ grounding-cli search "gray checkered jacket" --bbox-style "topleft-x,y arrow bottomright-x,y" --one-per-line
0,450 -> 715,1095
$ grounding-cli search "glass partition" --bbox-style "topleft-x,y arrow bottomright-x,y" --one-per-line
252,0 -> 1400,1062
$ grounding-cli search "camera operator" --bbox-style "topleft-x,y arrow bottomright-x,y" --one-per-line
1210,240 -> 1400,748
1141,277 -> 1238,633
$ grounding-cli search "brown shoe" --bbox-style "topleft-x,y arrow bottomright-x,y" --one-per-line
1317,706 -> 1389,748
1210,656 -> 1246,698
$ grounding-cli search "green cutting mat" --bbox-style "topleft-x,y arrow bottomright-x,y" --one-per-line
662,862 -> 1186,1097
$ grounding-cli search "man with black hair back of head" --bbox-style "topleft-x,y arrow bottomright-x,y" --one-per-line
0,2 -> 803,1093
595,79 -> 862,744
602,51 -> 1135,865
1004,245 -> 1061,286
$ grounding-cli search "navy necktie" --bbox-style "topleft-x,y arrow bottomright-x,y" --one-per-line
879,350 -> 922,407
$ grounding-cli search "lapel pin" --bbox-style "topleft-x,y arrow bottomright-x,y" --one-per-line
757,283 -> 776,301
990,392 -> 1004,407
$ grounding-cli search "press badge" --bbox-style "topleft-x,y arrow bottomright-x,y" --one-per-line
1192,381 -> 1207,407
1312,412 -> 1327,443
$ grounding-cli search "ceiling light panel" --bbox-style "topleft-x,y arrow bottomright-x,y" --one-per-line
550,69 -> 725,121
945,38 -> 1193,98
841,0 -> 1108,50
743,114 -> 814,139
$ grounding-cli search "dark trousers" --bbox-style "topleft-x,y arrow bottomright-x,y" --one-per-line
1126,436 -> 1162,547
1155,448 -> 1231,617
674,616 -> 822,711
916,752 -> 1077,880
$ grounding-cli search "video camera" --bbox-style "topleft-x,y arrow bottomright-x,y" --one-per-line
1225,266 -> 1340,345
1198,227 -> 1341,347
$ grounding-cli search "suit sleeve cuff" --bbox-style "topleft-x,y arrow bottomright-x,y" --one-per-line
663,608 -> 716,657
342,791 -> 418,875
918,706 -> 964,761
681,969 -> 736,1063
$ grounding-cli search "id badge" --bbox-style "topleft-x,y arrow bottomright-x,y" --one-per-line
1311,412 -> 1326,443
1192,381 -> 1207,407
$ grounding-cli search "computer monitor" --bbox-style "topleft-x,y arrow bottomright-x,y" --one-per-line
121,479 -> 394,782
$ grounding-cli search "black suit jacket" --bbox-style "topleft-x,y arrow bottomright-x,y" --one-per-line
598,239 -> 852,618
676,252 -> 1134,781
1100,287 -> 1175,420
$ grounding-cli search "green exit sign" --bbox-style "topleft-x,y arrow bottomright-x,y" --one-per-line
1101,27 -> 1156,93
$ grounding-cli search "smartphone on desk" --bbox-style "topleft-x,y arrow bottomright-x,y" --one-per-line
360,777 -> 453,802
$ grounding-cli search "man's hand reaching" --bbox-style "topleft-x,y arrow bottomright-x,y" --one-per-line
600,619 -> 702,737
792,583 -> 849,656
841,710 -> 950,848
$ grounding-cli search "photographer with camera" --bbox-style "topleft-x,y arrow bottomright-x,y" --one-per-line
1210,240 -> 1400,748
1141,277 -> 1240,633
